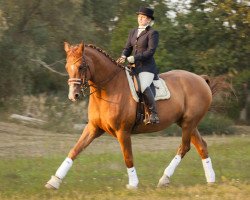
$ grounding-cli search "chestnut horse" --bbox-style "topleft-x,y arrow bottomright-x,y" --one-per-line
46,42 -> 223,190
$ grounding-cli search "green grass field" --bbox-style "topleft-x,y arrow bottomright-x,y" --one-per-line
0,122 -> 249,199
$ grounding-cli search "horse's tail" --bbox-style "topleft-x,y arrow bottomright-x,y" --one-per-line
200,74 -> 236,111
200,74 -> 235,97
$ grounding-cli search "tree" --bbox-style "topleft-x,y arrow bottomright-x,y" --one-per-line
0,0 -> 102,102
157,0 -> 250,75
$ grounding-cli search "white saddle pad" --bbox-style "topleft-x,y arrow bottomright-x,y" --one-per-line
125,67 -> 171,102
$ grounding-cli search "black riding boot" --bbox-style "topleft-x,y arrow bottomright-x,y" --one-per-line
143,87 -> 160,124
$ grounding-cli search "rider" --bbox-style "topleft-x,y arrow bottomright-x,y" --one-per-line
117,6 -> 160,124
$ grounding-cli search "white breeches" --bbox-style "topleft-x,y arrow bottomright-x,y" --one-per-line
138,72 -> 154,93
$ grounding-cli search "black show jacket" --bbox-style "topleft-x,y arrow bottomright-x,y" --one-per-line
122,26 -> 159,75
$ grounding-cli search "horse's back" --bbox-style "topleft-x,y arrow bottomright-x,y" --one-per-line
160,70 -> 206,83
160,70 -> 211,97
160,70 -> 212,118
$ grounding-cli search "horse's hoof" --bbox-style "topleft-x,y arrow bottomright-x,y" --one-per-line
157,175 -> 170,188
45,175 -> 62,190
207,182 -> 215,186
126,184 -> 138,190
45,183 -> 56,190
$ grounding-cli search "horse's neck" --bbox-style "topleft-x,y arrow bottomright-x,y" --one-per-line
86,47 -> 126,93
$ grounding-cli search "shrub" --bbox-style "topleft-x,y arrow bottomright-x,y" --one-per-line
3,94 -> 88,133
159,112 -> 235,136
198,112 -> 235,135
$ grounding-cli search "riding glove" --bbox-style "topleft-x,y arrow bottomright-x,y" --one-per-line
127,56 -> 135,64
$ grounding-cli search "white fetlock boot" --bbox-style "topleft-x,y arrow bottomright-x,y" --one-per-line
157,155 -> 181,188
202,157 -> 215,184
157,174 -> 170,188
126,167 -> 139,190
45,175 -> 62,189
45,157 -> 73,190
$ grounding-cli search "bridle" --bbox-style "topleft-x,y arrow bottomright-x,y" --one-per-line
67,46 -> 124,97
67,54 -> 89,90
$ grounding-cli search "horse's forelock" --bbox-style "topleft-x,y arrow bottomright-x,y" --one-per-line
67,46 -> 82,58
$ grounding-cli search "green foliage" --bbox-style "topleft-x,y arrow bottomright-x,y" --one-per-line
41,96 -> 88,133
0,0 -> 249,123
162,0 -> 250,75
160,112 -> 235,136
110,15 -> 137,57
0,0 -> 105,101
3,94 -> 88,133
198,113 -> 235,135
227,69 -> 250,122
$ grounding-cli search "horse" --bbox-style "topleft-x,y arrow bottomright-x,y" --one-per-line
45,41 -> 229,190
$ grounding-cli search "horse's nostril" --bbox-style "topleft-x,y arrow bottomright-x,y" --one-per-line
75,93 -> 80,99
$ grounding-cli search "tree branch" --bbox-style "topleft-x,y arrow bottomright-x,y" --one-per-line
31,59 -> 68,76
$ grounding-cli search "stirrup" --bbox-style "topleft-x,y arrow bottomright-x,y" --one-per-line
150,114 -> 160,124
144,114 -> 159,125
144,118 -> 151,125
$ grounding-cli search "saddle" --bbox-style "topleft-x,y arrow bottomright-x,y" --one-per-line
125,67 -> 171,126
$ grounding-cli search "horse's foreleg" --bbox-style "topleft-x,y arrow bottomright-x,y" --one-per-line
45,124 -> 102,189
117,131 -> 139,189
191,128 -> 215,183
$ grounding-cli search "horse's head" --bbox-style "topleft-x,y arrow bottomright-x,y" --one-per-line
64,42 -> 89,102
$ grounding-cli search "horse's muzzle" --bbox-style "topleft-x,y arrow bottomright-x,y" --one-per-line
68,85 -> 81,102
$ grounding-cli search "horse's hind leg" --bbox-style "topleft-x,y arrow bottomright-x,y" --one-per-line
45,124 -> 103,189
158,120 -> 195,187
191,128 -> 215,183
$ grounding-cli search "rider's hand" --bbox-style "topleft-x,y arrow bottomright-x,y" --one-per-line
116,56 -> 126,64
127,56 -> 135,64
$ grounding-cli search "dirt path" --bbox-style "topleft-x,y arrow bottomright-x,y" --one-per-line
0,121 -> 249,158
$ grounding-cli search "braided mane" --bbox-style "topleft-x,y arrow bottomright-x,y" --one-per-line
86,44 -> 125,69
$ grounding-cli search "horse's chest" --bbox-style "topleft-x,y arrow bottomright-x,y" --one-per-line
89,103 -> 120,121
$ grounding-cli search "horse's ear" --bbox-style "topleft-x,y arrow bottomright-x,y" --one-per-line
79,41 -> 84,51
64,42 -> 70,52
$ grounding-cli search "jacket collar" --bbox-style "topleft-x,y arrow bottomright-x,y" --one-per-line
137,26 -> 151,38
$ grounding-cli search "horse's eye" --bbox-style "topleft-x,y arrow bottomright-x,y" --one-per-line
79,65 -> 84,71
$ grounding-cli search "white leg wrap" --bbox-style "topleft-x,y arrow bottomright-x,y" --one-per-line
164,155 -> 181,177
202,157 -> 215,183
55,157 -> 73,179
45,175 -> 62,189
157,155 -> 181,187
126,167 -> 139,189
46,157 -> 73,189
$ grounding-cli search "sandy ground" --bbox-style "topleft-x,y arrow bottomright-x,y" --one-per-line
0,121 -> 249,158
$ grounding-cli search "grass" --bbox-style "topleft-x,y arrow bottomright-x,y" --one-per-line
0,136 -> 250,200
